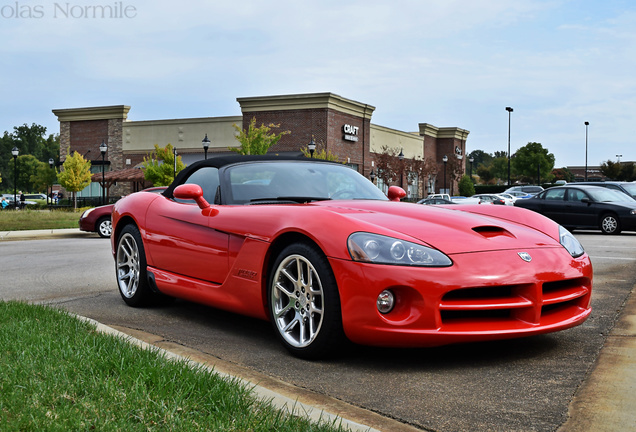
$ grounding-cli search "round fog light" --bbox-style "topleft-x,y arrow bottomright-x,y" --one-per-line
377,290 -> 395,314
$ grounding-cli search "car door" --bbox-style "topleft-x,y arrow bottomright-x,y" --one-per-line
144,167 -> 230,284
539,188 -> 567,224
564,188 -> 598,228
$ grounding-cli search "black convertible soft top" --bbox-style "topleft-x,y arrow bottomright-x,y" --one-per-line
163,154 -> 337,199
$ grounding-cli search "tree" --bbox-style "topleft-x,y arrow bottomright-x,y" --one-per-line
618,162 -> 636,181
57,150 -> 92,209
12,154 -> 42,193
490,157 -> 509,183
599,160 -> 621,180
374,146 -> 402,188
511,142 -> 555,183
476,164 -> 495,184
229,117 -> 290,155
466,150 -> 493,174
142,143 -> 186,186
31,161 -> 58,194
300,143 -> 340,162
552,167 -> 576,183
458,175 -> 475,197
0,124 -> 59,193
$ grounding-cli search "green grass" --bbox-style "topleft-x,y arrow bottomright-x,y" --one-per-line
0,209 -> 81,231
0,301 -> 349,432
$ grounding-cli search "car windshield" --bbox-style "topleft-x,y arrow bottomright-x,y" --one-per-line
224,161 -> 388,204
622,183 -> 636,197
587,187 -> 636,202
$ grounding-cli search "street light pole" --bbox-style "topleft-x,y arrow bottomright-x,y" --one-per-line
505,107 -> 513,186
173,147 -> 177,179
11,146 -> 19,209
442,155 -> 448,193
398,148 -> 405,189
48,158 -> 54,208
584,121 -> 589,181
99,140 -> 107,206
469,157 -> 474,183
202,134 -> 210,160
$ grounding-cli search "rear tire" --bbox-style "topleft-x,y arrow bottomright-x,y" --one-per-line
268,242 -> 345,359
600,213 -> 621,235
116,224 -> 152,306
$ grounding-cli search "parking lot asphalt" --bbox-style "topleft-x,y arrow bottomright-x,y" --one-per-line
2,228 -> 635,431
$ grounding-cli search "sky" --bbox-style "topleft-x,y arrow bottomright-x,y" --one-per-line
1,0 -> 634,168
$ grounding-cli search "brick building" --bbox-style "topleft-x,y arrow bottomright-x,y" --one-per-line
52,92 -> 469,200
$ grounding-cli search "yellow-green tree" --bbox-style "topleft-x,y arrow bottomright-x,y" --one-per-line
57,150 -> 92,209
300,147 -> 341,162
142,143 -> 186,186
229,117 -> 290,155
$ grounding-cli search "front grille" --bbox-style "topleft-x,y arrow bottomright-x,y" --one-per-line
439,278 -> 590,327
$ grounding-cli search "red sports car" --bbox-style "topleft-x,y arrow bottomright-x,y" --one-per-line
111,155 -> 592,358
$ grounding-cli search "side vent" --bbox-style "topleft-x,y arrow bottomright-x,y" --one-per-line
472,226 -> 515,239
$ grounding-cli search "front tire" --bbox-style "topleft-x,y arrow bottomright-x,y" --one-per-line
116,224 -> 152,306
96,216 -> 112,238
268,242 -> 345,359
600,213 -> 621,235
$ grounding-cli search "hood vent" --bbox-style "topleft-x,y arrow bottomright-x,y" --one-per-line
472,225 -> 515,239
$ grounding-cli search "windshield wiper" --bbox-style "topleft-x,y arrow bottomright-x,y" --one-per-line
249,196 -> 331,204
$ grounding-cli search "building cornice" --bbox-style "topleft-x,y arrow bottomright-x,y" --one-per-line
52,105 -> 131,122
237,93 -> 376,120
419,123 -> 470,139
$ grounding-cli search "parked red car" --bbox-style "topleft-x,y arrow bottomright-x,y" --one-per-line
111,155 -> 593,358
79,204 -> 114,237
80,188 -> 166,238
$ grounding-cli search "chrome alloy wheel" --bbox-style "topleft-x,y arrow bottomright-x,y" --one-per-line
117,232 -> 140,298
98,218 -> 112,237
601,214 -> 619,234
271,254 -> 324,348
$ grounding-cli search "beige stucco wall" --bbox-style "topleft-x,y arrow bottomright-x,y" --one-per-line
370,124 -> 424,159
122,116 -> 243,156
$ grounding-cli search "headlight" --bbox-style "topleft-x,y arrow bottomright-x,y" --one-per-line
80,208 -> 94,219
559,226 -> 585,258
348,232 -> 452,267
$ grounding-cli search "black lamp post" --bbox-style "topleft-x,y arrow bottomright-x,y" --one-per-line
173,147 -> 177,179
202,134 -> 210,160
469,157 -> 474,182
584,121 -> 589,181
308,136 -> 316,158
398,148 -> 404,188
505,107 -> 513,186
48,158 -> 54,208
99,140 -> 107,206
12,146 -> 19,209
537,161 -> 541,186
442,154 -> 448,193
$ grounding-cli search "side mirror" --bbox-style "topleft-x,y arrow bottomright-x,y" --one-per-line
173,184 -> 210,209
387,186 -> 407,202
581,197 -> 591,204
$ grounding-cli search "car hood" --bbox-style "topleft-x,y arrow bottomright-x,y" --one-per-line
313,200 -> 561,255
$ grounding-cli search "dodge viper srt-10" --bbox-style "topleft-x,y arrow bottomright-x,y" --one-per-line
111,155 -> 592,358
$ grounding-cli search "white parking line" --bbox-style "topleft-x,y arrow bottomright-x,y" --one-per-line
589,256 -> 636,261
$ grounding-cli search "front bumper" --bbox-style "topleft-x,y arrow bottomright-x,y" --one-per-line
330,246 -> 592,347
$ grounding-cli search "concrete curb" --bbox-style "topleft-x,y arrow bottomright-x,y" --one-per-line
0,228 -> 94,241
